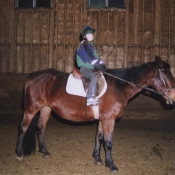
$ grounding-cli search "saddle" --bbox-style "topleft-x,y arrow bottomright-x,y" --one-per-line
72,67 -> 102,95
66,67 -> 107,98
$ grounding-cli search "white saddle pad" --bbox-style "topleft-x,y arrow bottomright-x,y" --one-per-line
66,73 -> 107,98
66,74 -> 87,97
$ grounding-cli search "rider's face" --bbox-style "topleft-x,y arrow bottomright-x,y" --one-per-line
85,33 -> 94,42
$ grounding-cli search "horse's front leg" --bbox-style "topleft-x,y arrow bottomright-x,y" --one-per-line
92,121 -> 103,165
103,118 -> 118,172
37,106 -> 51,157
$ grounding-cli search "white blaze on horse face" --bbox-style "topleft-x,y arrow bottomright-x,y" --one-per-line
85,33 -> 94,42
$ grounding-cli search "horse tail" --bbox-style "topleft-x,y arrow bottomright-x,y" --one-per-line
22,72 -> 35,114
22,114 -> 39,156
21,73 -> 39,156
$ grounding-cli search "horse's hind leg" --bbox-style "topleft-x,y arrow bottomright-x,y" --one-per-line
92,121 -> 103,165
37,106 -> 51,157
15,111 -> 38,161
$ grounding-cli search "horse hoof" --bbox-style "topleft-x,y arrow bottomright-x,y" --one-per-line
16,156 -> 24,162
110,169 -> 118,173
43,154 -> 50,158
109,166 -> 118,173
43,152 -> 50,158
107,164 -> 118,173
94,161 -> 103,166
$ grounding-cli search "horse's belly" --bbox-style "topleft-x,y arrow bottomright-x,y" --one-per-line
51,104 -> 96,122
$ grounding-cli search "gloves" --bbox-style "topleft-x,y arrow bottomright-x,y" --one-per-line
91,60 -> 106,73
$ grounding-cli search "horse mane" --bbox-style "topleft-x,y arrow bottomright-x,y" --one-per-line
106,61 -> 156,90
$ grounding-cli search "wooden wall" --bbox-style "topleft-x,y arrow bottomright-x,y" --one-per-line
0,0 -> 175,76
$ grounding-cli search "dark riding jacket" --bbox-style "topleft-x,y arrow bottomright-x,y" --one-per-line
76,41 -> 99,69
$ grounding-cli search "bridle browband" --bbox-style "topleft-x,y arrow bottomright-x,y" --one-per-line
104,67 -> 175,100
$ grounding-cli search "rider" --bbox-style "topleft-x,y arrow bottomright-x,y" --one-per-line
76,25 -> 106,106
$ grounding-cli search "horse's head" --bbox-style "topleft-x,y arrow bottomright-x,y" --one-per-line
151,56 -> 175,105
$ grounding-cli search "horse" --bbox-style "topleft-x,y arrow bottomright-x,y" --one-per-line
15,56 -> 175,172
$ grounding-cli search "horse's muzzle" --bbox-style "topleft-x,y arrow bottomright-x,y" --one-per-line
165,95 -> 174,105
164,92 -> 175,105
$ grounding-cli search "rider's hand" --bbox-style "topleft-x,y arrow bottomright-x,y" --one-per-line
92,60 -> 106,73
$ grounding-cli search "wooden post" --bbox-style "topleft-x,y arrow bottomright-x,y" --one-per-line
31,11 -> 34,71
159,0 -> 162,56
49,0 -> 55,68
141,0 -> 144,63
168,0 -> 171,61
64,0 -> 67,71
0,1 -> 2,72
22,12 -> 25,73
124,0 -> 129,67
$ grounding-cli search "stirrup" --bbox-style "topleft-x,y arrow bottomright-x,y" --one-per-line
86,98 -> 100,106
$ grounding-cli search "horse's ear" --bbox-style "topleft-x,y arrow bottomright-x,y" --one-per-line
155,56 -> 163,67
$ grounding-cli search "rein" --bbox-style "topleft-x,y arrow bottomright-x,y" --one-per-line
104,72 -> 163,96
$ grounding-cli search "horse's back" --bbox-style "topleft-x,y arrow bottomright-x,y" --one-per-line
24,69 -> 69,103
27,69 -> 68,80
26,69 -> 68,85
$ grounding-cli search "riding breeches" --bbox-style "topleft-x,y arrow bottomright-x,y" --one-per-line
80,67 -> 98,99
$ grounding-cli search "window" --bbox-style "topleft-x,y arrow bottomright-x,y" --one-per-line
88,0 -> 125,9
15,0 -> 51,8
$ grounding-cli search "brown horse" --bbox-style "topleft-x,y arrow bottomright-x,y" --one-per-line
15,56 -> 175,172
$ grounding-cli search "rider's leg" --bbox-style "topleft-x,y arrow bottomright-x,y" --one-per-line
80,67 -> 97,98
80,67 -> 99,105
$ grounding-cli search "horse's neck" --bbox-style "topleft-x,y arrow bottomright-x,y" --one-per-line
125,66 -> 157,99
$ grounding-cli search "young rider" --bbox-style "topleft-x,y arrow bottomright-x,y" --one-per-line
76,26 -> 106,106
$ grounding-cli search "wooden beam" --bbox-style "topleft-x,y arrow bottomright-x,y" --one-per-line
49,0 -> 55,68
124,0 -> 129,67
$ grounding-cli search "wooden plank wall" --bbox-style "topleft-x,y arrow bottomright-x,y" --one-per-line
0,0 -> 175,76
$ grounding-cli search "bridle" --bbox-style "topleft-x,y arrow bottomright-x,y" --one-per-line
156,68 -> 175,104
158,68 -> 175,95
104,66 -> 175,104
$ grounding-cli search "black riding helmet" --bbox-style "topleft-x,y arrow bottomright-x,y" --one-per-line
81,26 -> 96,37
